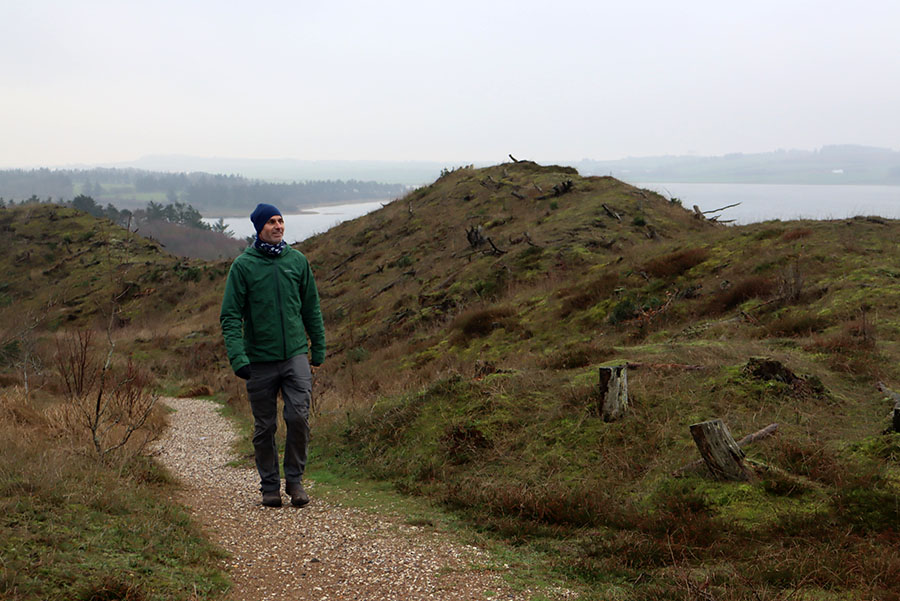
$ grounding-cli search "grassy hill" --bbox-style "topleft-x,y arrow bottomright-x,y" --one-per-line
0,204 -> 233,599
2,161 -> 899,600
301,162 -> 900,600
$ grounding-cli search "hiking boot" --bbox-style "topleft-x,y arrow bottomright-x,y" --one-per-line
261,490 -> 282,507
286,482 -> 309,507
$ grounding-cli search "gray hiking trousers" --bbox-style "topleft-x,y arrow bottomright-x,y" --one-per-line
245,354 -> 312,493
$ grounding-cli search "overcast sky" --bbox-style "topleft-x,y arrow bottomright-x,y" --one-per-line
2,0 -> 898,168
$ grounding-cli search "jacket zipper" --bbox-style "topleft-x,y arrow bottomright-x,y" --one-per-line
272,259 -> 287,358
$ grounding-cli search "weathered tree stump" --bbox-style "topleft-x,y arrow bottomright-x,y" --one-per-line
598,365 -> 628,421
876,382 -> 900,433
689,419 -> 751,481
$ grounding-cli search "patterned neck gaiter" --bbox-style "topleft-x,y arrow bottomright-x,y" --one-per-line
254,238 -> 287,257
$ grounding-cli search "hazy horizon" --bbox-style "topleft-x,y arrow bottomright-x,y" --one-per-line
3,1 -> 899,168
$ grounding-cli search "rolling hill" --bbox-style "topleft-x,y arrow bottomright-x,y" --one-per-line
2,160 -> 899,600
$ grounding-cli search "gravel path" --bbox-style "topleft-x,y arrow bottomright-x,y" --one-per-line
154,397 -> 540,601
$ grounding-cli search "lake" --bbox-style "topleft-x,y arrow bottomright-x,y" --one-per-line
205,184 -> 900,242
633,182 -> 900,225
202,200 -> 387,242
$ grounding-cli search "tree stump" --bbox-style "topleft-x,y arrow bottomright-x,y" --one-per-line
598,365 -> 628,421
689,419 -> 751,481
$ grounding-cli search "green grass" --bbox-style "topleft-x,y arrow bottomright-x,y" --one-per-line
0,426 -> 229,601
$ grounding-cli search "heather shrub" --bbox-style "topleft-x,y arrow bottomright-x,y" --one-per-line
642,247 -> 709,278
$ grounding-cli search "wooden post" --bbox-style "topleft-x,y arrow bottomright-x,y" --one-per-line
689,419 -> 751,481
598,365 -> 628,421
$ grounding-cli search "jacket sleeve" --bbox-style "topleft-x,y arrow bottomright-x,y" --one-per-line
299,260 -> 326,365
220,260 -> 250,372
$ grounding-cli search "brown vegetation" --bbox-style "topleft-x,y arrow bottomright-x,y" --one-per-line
642,246 -> 709,278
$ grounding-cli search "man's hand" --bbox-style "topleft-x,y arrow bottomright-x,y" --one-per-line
235,365 -> 251,380
310,362 -> 320,375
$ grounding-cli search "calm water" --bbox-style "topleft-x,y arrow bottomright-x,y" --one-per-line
203,200 -> 386,242
633,182 -> 900,225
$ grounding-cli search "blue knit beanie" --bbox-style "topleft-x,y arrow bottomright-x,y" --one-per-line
250,203 -> 282,234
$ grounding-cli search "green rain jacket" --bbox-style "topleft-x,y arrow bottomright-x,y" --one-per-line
220,245 -> 326,372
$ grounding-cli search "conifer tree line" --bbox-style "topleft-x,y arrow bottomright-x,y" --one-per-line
0,193 -> 228,234
0,167 -> 408,213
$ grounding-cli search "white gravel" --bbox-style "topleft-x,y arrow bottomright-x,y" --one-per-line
153,397 -> 552,601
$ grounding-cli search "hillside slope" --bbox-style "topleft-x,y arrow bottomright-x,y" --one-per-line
2,161 -> 899,600
0,203 -> 234,397
298,161 -> 900,600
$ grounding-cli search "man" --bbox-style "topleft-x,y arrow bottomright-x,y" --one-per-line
220,203 -> 326,508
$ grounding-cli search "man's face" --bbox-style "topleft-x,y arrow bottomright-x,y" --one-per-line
259,215 -> 285,244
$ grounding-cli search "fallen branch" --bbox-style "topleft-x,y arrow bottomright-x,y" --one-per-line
485,237 -> 506,256
626,362 -> 705,371
602,204 -> 621,221
736,423 -> 779,447
329,251 -> 362,279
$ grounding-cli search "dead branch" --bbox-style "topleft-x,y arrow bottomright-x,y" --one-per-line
625,362 -> 705,371
737,423 -> 779,446
877,381 -> 900,404
330,252 -> 362,275
485,237 -> 506,255
509,232 -> 538,247
702,202 -> 742,214
602,204 -> 621,221
375,279 -> 399,296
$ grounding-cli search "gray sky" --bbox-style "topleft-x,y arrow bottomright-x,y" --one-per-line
2,0 -> 898,168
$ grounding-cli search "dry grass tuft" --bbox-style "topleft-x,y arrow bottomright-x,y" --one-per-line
541,342 -> 614,369
642,247 -> 709,278
706,276 -> 775,313
781,227 -> 813,241
556,273 -> 619,317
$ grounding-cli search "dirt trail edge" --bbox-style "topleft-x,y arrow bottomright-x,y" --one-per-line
154,397 -> 551,601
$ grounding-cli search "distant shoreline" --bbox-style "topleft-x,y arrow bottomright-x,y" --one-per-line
203,197 -> 394,219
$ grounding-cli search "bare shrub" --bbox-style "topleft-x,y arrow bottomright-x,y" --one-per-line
55,329 -> 161,459
766,311 -> 830,337
449,306 -> 517,343
810,310 -> 877,353
642,247 -> 709,278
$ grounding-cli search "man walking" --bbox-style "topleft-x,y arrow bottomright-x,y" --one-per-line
220,203 -> 326,507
